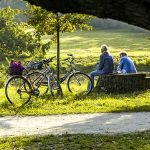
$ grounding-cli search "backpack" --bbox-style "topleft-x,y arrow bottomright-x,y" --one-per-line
8,60 -> 24,75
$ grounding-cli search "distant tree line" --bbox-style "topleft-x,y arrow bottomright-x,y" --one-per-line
90,17 -> 148,32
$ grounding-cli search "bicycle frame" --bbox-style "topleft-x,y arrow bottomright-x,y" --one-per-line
28,68 -> 53,90
59,57 -> 79,84
25,58 -> 55,95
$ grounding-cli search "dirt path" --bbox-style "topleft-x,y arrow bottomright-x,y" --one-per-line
0,112 -> 150,137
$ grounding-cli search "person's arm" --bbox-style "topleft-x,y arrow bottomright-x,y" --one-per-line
98,54 -> 105,70
117,58 -> 123,73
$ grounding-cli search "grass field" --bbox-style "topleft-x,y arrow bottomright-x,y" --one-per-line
45,29 -> 150,72
0,87 -> 150,115
45,29 -> 150,57
0,29 -> 150,115
0,131 -> 150,150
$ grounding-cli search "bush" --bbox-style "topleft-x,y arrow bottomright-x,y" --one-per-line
0,7 -> 50,57
0,65 -> 6,88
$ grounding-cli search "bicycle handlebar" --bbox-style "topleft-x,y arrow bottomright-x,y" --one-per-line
63,54 -> 75,66
42,56 -> 56,64
64,54 -> 74,61
67,54 -> 73,57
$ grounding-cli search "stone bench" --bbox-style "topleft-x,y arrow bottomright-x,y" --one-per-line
95,73 -> 150,93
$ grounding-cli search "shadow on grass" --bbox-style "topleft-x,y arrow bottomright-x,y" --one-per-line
1,131 -> 150,149
82,90 -> 148,100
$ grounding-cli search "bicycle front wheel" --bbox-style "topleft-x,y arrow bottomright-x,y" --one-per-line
67,72 -> 92,95
5,76 -> 32,106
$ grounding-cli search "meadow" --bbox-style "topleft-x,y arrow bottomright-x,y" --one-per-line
45,29 -> 150,72
0,29 -> 150,115
0,28 -> 150,150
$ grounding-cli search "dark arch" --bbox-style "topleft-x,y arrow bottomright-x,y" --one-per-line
25,0 -> 150,30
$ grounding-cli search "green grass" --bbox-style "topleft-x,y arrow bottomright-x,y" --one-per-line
0,29 -> 150,115
45,29 -> 150,58
0,86 -> 150,115
46,29 -> 150,72
0,131 -> 150,150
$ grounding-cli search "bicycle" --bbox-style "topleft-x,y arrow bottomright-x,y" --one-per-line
26,54 -> 92,96
5,56 -> 62,106
25,56 -> 62,97
59,54 -> 92,95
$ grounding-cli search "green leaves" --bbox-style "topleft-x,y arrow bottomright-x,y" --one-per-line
0,5 -> 93,57
0,7 -> 47,56
25,5 -> 93,45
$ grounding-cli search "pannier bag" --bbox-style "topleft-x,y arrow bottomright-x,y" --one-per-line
9,60 -> 24,75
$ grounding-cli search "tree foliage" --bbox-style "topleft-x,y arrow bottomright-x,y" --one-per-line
25,5 -> 93,54
26,5 -> 93,34
0,5 -> 93,56
25,0 -> 150,31
0,7 -> 41,56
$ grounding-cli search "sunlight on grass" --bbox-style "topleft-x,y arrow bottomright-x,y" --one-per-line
47,30 -> 150,70
61,36 -> 84,42
0,86 -> 150,115
50,30 -> 150,57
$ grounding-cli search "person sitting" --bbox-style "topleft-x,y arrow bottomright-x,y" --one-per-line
117,51 -> 137,74
88,44 -> 114,90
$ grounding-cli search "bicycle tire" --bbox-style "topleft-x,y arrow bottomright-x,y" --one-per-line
26,71 -> 49,96
48,75 -> 63,98
5,75 -> 32,106
67,72 -> 92,95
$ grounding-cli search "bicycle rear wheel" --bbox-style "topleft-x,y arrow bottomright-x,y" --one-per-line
48,75 -> 63,98
26,71 -> 49,96
5,75 -> 32,106
67,72 -> 92,95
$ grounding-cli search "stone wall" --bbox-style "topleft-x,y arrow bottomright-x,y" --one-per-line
95,73 -> 150,93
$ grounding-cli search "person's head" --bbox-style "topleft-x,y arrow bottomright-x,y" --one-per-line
119,51 -> 128,58
100,44 -> 108,53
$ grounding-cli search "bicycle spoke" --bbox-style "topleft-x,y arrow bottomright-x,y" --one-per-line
5,76 -> 31,106
68,72 -> 92,95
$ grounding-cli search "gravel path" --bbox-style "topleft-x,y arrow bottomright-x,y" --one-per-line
0,112 -> 150,137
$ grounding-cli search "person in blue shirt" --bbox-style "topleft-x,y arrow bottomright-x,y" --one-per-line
88,44 -> 114,90
117,51 -> 137,74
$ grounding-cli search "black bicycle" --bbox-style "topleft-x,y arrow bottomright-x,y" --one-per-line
5,57 -> 62,106
59,54 -> 92,95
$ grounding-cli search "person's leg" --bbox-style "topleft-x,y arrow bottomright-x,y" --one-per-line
88,70 -> 103,91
